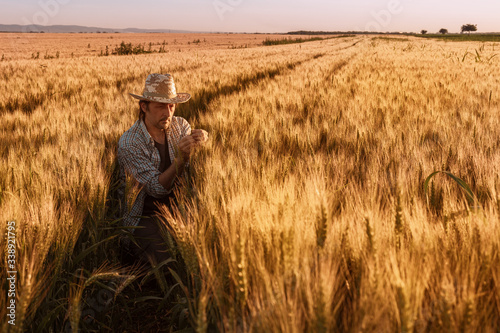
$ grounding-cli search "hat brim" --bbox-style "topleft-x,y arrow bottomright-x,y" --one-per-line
129,92 -> 191,104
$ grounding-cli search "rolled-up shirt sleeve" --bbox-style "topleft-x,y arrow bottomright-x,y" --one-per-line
169,117 -> 192,168
118,141 -> 171,198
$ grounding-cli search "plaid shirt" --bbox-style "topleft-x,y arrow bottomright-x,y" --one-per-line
117,117 -> 191,230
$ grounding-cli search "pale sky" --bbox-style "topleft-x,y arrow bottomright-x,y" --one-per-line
2,0 -> 500,33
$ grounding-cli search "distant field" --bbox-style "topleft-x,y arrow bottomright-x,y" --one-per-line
0,32 -> 341,60
0,33 -> 499,332
415,33 -> 500,42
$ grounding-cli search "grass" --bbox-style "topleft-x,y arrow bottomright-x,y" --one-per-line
415,33 -> 500,42
262,36 -> 325,46
0,33 -> 499,332
373,36 -> 410,42
262,34 -> 355,46
110,41 -> 166,55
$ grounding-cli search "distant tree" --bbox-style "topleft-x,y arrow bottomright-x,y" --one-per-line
461,24 -> 477,34
439,28 -> 448,34
421,30 -> 428,35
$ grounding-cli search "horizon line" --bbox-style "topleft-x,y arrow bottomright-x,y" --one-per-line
1,24 -> 499,35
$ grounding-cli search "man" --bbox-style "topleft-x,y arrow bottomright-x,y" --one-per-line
117,73 -> 208,264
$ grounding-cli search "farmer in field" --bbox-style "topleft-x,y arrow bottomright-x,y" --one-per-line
117,73 -> 208,265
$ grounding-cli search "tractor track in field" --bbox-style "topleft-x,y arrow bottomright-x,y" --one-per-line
185,53 -> 326,118
185,37 -> 365,119
324,55 -> 355,82
322,36 -> 367,82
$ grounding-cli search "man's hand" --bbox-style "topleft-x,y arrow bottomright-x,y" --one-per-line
191,129 -> 209,144
177,129 -> 209,161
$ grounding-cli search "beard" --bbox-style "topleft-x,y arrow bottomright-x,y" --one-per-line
158,117 -> 171,130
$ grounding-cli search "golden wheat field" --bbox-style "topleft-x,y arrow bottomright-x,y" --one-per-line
1,32 -> 500,332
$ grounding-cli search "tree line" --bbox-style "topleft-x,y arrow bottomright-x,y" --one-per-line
421,24 -> 477,35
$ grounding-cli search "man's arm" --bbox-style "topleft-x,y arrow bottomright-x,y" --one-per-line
117,141 -> 171,198
158,131 -> 208,190
158,156 -> 186,191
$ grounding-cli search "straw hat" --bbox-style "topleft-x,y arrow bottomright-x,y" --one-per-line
129,73 -> 191,104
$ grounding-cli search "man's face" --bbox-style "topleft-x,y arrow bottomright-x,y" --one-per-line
143,102 -> 176,130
